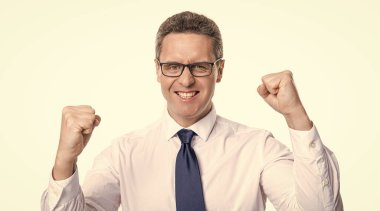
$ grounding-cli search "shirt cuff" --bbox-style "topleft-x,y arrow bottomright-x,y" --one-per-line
47,166 -> 81,209
288,123 -> 324,158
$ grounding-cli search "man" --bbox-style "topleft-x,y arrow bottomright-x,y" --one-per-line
41,11 -> 343,210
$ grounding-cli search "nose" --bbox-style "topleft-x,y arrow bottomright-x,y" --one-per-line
177,66 -> 195,87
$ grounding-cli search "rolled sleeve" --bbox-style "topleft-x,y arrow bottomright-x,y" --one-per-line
287,124 -> 342,210
47,167 -> 81,210
289,124 -> 324,158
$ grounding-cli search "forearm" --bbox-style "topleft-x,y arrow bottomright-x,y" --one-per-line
290,125 -> 343,211
53,155 -> 76,180
284,106 -> 313,131
42,143 -> 122,211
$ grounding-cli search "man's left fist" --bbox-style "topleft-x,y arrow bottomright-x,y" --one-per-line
257,70 -> 312,130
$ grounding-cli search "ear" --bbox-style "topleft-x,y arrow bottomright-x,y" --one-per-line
155,59 -> 161,83
216,59 -> 225,83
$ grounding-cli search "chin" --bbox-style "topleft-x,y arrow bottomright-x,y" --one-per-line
179,105 -> 210,119
178,109 -> 201,119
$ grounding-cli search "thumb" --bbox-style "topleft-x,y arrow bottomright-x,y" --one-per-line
82,115 -> 101,135
257,83 -> 279,111
94,115 -> 101,127
257,84 -> 270,98
82,116 -> 101,147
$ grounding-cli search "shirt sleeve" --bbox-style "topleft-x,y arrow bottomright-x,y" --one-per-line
260,124 -> 344,211
40,167 -> 86,211
41,142 -> 121,211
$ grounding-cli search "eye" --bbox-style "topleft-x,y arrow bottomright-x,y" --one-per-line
168,64 -> 181,70
163,63 -> 182,72
192,63 -> 210,72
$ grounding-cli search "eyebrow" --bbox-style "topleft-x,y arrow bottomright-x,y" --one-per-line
159,60 -> 214,64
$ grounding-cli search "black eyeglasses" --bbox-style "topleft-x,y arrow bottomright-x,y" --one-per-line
157,58 -> 223,77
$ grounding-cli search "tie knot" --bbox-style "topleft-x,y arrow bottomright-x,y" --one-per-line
177,129 -> 196,144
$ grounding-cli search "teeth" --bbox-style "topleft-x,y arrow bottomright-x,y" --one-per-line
177,92 -> 196,99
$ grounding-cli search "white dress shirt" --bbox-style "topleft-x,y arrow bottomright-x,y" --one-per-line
41,107 -> 343,211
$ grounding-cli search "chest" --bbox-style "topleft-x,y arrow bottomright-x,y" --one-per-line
118,139 -> 265,210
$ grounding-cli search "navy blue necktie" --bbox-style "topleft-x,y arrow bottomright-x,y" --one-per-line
175,129 -> 206,211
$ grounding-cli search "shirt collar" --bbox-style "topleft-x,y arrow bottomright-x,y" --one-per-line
163,106 -> 217,142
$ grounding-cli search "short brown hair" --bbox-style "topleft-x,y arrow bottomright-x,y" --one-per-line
155,11 -> 223,60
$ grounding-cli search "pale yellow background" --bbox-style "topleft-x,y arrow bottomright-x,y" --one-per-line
1,0 -> 379,210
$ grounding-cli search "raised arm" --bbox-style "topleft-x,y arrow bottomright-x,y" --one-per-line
257,71 -> 343,210
41,105 -> 108,211
53,105 -> 101,180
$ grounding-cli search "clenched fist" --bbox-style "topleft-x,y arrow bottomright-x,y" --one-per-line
53,105 -> 101,180
257,70 -> 312,130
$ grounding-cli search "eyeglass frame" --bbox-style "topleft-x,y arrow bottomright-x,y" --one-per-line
156,58 -> 223,77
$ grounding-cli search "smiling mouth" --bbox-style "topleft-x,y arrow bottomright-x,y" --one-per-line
175,91 -> 199,99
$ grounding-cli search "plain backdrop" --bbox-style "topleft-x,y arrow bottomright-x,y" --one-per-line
1,0 -> 379,210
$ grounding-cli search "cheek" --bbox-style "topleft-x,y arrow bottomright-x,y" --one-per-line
160,83 -> 170,101
201,79 -> 217,96
159,78 -> 175,95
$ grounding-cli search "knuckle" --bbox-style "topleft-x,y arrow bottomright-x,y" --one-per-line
284,70 -> 293,77
62,110 -> 72,120
62,106 -> 72,113
261,75 -> 269,82
85,105 -> 94,110
65,117 -> 76,129
84,117 -> 95,126
82,105 -> 95,114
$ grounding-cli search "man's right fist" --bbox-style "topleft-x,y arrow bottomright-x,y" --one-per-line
53,105 -> 101,180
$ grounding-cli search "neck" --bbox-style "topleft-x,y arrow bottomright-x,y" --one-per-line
169,105 -> 213,128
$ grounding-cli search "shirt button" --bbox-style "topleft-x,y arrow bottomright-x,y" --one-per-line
322,179 -> 329,186
310,142 -> 316,148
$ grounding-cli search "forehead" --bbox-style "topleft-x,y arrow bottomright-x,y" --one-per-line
160,33 -> 215,61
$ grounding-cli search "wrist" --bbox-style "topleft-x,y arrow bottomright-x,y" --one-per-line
284,107 -> 312,131
53,153 -> 77,180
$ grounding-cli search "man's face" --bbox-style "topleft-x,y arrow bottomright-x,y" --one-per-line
156,33 -> 224,127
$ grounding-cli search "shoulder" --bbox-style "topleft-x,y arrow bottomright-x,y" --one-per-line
111,119 -> 163,148
214,115 -> 289,153
214,115 -> 271,139
215,115 -> 291,162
